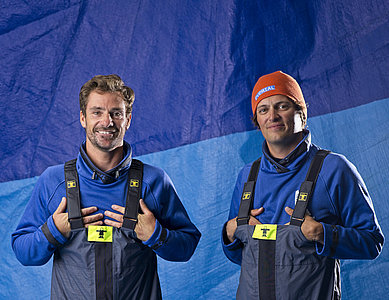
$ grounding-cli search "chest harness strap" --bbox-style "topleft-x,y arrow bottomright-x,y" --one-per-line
290,150 -> 330,226
236,158 -> 261,226
64,159 -> 83,229
64,158 -> 144,230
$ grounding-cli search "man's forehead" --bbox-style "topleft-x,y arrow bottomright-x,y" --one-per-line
86,91 -> 125,107
257,94 -> 292,106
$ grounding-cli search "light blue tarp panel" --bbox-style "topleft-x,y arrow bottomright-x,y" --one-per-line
1,0 -> 388,299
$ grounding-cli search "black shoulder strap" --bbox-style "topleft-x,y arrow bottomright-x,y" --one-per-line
236,158 -> 261,226
122,159 -> 144,230
290,149 -> 330,226
64,159 -> 83,229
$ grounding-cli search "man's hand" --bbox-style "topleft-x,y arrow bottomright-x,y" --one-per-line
285,207 -> 324,244
225,207 -> 264,243
52,197 -> 103,238
104,199 -> 156,242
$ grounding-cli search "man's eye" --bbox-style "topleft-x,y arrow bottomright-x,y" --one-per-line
278,104 -> 290,110
258,108 -> 268,114
112,112 -> 123,118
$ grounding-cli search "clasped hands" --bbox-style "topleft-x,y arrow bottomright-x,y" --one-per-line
52,197 -> 155,241
225,207 -> 324,244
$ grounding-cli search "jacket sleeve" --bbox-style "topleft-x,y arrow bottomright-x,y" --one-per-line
316,154 -> 384,259
221,167 -> 248,265
11,169 -> 67,266
142,167 -> 201,262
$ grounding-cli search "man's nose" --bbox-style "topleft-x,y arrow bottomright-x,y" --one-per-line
101,112 -> 113,127
268,107 -> 279,121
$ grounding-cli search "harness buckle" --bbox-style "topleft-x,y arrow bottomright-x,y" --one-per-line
122,217 -> 138,230
236,216 -> 250,226
290,216 -> 305,227
69,217 -> 83,230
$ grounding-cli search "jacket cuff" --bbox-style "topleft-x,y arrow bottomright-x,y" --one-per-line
316,222 -> 333,256
44,215 -> 68,245
143,219 -> 168,250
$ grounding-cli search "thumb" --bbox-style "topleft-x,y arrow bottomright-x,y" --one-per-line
55,197 -> 67,214
138,199 -> 151,214
285,206 -> 294,216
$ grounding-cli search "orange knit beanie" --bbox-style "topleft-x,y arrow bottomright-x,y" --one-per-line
251,71 -> 306,118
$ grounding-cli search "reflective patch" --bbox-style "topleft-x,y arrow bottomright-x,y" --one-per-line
130,179 -> 139,187
298,192 -> 308,201
88,226 -> 113,242
67,180 -> 76,188
252,224 -> 277,240
242,192 -> 251,200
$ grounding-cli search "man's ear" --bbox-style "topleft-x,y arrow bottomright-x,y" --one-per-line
126,113 -> 132,130
80,111 -> 86,128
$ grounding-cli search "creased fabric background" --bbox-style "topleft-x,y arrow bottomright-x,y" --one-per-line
1,1 -> 388,299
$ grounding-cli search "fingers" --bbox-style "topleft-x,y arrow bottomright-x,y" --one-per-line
102,204 -> 126,228
111,205 -> 125,214
104,210 -> 124,223
54,197 -> 67,214
250,207 -> 264,217
84,220 -> 104,228
285,206 -> 294,216
81,206 -> 98,216
103,219 -> 122,228
248,216 -> 262,225
83,212 -> 103,225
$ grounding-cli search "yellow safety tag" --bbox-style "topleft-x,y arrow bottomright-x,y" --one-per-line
130,179 -> 139,187
298,192 -> 308,201
67,180 -> 77,188
252,224 -> 277,240
88,226 -> 113,242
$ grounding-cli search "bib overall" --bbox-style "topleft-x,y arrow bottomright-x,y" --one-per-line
50,159 -> 162,300
235,150 -> 341,300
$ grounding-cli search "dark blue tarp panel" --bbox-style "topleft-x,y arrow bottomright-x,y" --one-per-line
1,0 -> 389,181
1,0 -> 388,299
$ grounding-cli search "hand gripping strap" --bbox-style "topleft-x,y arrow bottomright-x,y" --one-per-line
64,159 -> 83,229
290,150 -> 330,226
122,159 -> 143,230
236,158 -> 261,226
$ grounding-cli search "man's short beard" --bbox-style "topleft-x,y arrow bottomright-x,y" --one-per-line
86,128 -> 123,152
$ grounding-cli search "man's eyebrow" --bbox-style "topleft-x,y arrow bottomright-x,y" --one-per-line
88,106 -> 104,110
257,103 -> 269,108
88,106 -> 124,111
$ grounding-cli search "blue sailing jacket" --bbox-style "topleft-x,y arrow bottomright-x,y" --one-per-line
12,142 -> 201,299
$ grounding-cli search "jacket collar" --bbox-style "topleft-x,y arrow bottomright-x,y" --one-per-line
77,141 -> 132,184
262,130 -> 311,173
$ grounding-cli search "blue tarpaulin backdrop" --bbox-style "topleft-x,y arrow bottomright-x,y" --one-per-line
1,1 -> 388,299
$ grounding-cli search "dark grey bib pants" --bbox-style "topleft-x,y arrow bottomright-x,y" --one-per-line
235,224 -> 340,300
51,227 -> 161,300
235,150 -> 340,300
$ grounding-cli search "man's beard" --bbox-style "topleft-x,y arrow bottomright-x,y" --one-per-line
86,126 -> 123,152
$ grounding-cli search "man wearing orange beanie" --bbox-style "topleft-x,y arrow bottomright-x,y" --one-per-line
221,71 -> 384,299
